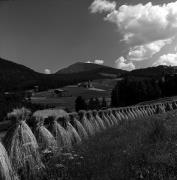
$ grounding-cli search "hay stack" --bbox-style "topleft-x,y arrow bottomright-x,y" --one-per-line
98,111 -> 111,128
113,109 -> 122,121
139,107 -> 146,117
0,142 -> 19,180
131,107 -> 138,119
92,110 -> 106,130
172,102 -> 177,109
157,104 -> 166,113
108,109 -> 117,125
32,116 -> 57,152
138,107 -> 144,118
120,109 -> 129,120
144,106 -> 151,116
58,116 -> 81,145
149,105 -> 155,115
104,110 -> 114,127
4,108 -> 44,180
66,120 -> 82,145
69,113 -> 88,140
118,109 -> 126,120
128,108 -> 136,120
86,111 -> 101,133
135,107 -> 143,118
125,108 -> 132,120
47,116 -> 71,149
124,108 -> 133,120
33,109 -> 68,120
78,111 -> 95,136
166,103 -> 173,111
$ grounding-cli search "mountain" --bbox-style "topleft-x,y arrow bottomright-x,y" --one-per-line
0,59 -> 126,92
1,57 -> 177,92
0,57 -> 43,91
56,62 -> 127,76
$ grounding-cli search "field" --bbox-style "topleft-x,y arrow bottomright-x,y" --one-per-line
1,99 -> 177,179
31,78 -> 120,111
59,110 -> 177,179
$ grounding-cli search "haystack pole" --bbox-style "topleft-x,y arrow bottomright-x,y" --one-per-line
47,116 -> 71,150
127,108 -> 135,120
32,116 -> 57,152
108,109 -> 118,125
131,107 -> 139,119
172,101 -> 177,109
98,110 -> 109,129
59,116 -> 82,145
86,111 -> 101,133
114,109 -> 123,121
0,141 -> 19,180
140,106 -> 146,117
124,108 -> 133,120
78,110 -> 95,136
166,102 -> 173,111
92,110 -> 106,130
116,109 -> 125,121
98,111 -> 110,128
120,109 -> 129,120
4,108 -> 44,180
145,106 -> 152,116
69,112 -> 88,140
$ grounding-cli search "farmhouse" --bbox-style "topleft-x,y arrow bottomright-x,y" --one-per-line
50,88 -> 71,97
78,80 -> 93,88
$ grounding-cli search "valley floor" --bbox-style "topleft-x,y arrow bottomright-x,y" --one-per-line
60,110 -> 177,180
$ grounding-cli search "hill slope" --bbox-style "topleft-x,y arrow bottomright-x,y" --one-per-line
0,59 -> 126,92
56,62 -> 127,76
0,57 -> 43,91
129,65 -> 177,78
1,57 -> 177,92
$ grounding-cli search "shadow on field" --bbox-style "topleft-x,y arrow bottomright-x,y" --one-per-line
60,111 -> 177,180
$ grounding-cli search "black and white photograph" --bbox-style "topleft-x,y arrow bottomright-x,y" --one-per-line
1,0 -> 177,179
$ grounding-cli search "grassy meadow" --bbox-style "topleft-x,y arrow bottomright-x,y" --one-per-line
31,79 -> 117,111
60,110 -> 177,179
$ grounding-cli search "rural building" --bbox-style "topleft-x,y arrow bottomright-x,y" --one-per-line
78,80 -> 93,88
50,88 -> 71,97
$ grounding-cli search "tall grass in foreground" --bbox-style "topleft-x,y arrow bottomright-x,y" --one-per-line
65,110 -> 177,180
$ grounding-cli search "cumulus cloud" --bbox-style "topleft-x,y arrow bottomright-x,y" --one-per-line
128,39 -> 172,61
86,61 -> 92,63
94,59 -> 104,64
44,69 -> 51,74
85,60 -> 104,65
153,53 -> 177,66
115,56 -> 135,71
90,0 -> 177,67
104,2 -> 177,46
90,0 -> 116,13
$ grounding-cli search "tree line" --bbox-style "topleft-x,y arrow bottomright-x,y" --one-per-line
75,96 -> 108,112
111,75 -> 177,107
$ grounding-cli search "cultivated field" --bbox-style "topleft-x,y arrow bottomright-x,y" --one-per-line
31,78 -> 118,110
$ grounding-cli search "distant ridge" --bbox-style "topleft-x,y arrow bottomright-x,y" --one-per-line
0,57 -> 43,91
1,57 -> 177,92
56,62 -> 127,75
129,65 -> 177,77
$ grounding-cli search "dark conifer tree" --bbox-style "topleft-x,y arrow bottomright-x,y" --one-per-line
75,96 -> 87,112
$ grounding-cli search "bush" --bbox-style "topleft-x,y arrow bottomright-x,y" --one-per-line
147,117 -> 167,143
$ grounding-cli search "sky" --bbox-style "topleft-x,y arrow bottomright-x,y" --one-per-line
0,0 -> 177,73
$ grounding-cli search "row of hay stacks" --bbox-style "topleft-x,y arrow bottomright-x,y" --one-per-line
0,101 -> 177,180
